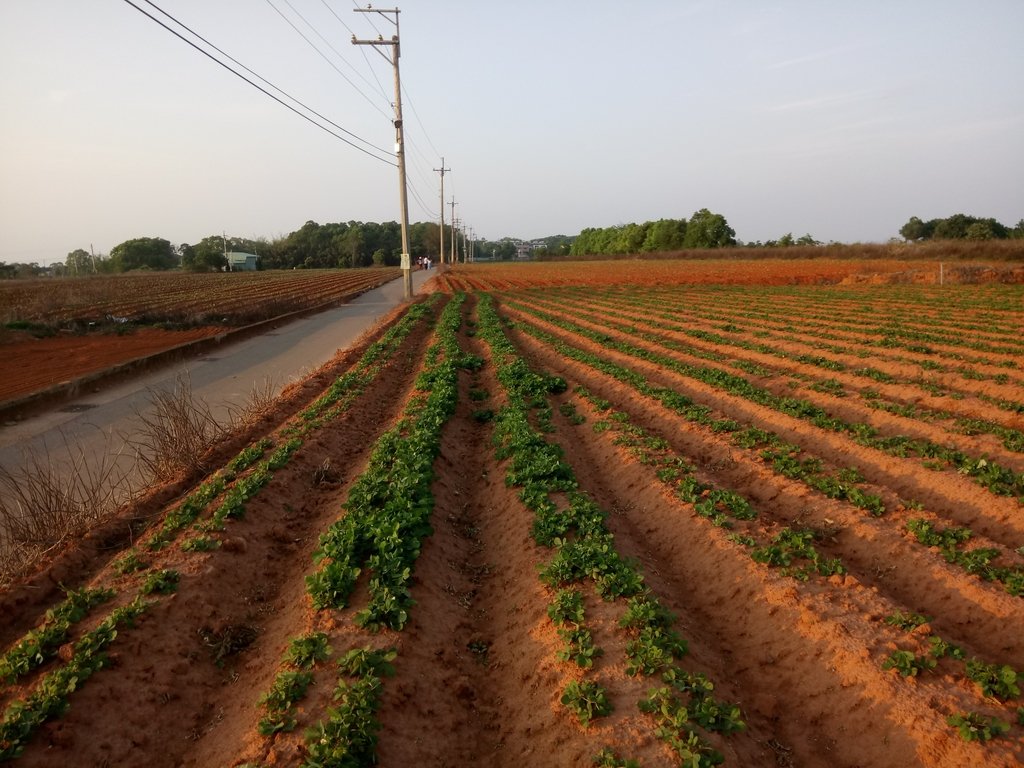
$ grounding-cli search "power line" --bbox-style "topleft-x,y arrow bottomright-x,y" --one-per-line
266,0 -> 392,120
401,85 -> 442,161
434,157 -> 450,264
351,0 -> 386,37
338,3 -> 443,220
352,5 -> 412,297
318,0 -> 390,104
123,0 -> 396,166
406,180 -> 434,220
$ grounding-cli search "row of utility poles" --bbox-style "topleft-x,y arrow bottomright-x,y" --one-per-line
352,6 -> 473,300
433,162 -> 474,264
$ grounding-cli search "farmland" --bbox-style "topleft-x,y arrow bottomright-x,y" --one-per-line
0,268 -> 399,405
1,259 -> 1023,767
0,268 -> 401,327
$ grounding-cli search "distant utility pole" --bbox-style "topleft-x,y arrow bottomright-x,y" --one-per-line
352,6 -> 412,300
449,200 -> 457,264
433,157 -> 450,266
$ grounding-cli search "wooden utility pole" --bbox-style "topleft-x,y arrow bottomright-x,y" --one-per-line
434,157 -> 450,266
352,6 -> 412,299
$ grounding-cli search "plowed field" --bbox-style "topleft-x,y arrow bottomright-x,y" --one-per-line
0,268 -> 399,406
1,260 -> 1022,767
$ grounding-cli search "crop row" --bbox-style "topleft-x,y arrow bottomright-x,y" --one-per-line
615,283 -> 1024,359
0,296 -> 441,760
477,293 -> 746,765
528,288 -> 1024,444
1,268 -> 399,326
485,292 -> 1023,754
565,287 -> 1024,438
243,294 -> 469,764
504,296 -> 1024,506
565,384 -> 1024,734
306,294 -> 470,628
503,297 -> 1024,603
567,284 -> 1024,392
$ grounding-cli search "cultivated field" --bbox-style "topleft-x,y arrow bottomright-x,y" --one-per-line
0,268 -> 401,327
1,259 -> 1022,767
0,268 -> 399,405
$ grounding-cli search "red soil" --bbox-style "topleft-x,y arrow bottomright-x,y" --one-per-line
1,261 -> 1022,767
0,327 -> 225,403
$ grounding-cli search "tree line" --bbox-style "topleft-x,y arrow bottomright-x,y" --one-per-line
2,220 -> 458,278
568,208 -> 736,256
3,210 -> 1022,279
899,214 -> 1024,242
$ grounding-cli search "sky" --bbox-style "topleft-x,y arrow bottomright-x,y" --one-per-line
1,0 -> 1022,265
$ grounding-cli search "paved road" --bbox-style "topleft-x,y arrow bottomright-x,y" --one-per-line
0,269 -> 435,505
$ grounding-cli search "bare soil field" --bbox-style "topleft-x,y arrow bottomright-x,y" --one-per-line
0,268 -> 400,327
0,327 -> 226,404
0,267 -> 399,409
1,258 -> 1022,767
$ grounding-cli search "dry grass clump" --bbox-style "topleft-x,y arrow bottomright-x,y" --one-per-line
127,374 -> 278,483
0,432 -> 135,585
128,375 -> 229,482
0,374 -> 280,586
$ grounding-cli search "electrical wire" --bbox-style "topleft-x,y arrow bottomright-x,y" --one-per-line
123,0 -> 396,166
327,2 -> 445,224
406,183 -> 434,220
351,0 -> 387,38
318,0 -> 390,104
267,0 -> 392,120
401,85 -> 443,161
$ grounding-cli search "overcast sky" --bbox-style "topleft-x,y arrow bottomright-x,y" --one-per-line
1,0 -> 1022,264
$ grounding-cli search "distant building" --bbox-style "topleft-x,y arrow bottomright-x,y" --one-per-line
227,252 -> 258,271
514,240 -> 548,260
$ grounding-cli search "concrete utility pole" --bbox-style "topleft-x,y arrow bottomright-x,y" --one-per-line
433,157 -> 450,266
449,200 -> 457,264
352,6 -> 412,299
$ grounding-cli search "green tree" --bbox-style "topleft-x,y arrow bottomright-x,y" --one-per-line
932,214 -> 977,240
641,219 -> 686,252
965,221 -> 996,241
187,236 -> 229,271
409,221 -> 439,260
682,208 -> 736,249
178,243 -> 196,270
899,216 -> 931,241
335,226 -> 365,268
109,237 -> 177,271
65,248 -> 93,275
